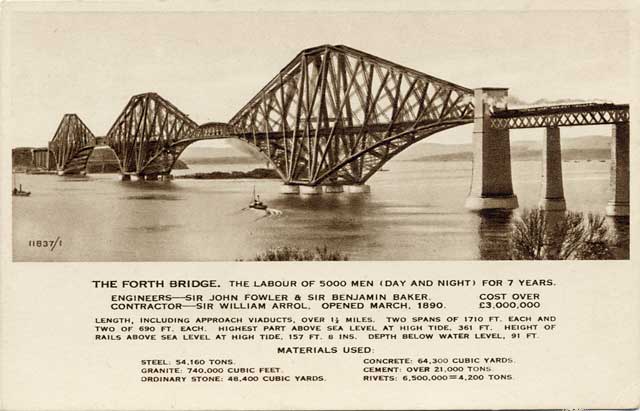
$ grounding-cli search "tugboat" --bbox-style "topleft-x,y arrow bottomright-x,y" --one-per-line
12,174 -> 30,197
248,186 -> 268,210
12,185 -> 31,197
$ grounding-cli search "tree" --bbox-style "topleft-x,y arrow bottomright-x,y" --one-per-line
510,208 -> 614,260
243,245 -> 349,261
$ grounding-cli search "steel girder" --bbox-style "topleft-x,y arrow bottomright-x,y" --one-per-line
192,122 -> 239,139
490,103 -> 630,129
229,45 -> 475,185
105,93 -> 199,176
48,114 -> 96,174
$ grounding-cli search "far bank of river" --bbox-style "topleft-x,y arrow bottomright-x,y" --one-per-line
176,168 -> 279,180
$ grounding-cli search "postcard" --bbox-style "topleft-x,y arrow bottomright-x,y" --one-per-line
1,1 -> 638,410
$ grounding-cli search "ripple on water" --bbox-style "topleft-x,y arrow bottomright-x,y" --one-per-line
124,194 -> 182,201
126,224 -> 182,233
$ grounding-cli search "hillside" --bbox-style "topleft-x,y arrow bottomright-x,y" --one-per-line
179,135 -> 612,165
405,135 -> 611,162
180,145 -> 265,166
12,145 -> 188,173
410,148 -> 609,162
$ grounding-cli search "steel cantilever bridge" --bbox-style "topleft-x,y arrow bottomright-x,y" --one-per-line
47,44 -> 629,189
226,45 -> 475,186
48,45 -> 479,180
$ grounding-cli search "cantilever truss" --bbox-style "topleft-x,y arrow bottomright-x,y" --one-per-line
106,93 -> 199,175
229,45 -> 475,185
48,114 -> 96,174
490,103 -> 630,129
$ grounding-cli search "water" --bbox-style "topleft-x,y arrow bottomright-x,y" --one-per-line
12,160 -> 628,261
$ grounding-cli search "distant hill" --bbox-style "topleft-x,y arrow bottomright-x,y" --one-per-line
180,145 -> 265,166
177,135 -> 612,166
412,148 -> 610,162
404,135 -> 611,162
86,146 -> 188,172
12,145 -> 188,173
12,147 -> 37,171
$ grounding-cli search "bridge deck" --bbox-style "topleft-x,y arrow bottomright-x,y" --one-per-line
490,103 -> 629,129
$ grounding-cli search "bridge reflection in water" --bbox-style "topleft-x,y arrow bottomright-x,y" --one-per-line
476,210 -> 514,260
608,216 -> 630,259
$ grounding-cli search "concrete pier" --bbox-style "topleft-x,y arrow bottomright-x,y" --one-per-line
538,126 -> 566,211
606,122 -> 629,216
160,174 -> 173,182
465,88 -> 518,211
345,184 -> 371,194
121,175 -> 131,181
145,174 -> 159,181
323,185 -> 344,193
279,184 -> 300,194
299,185 -> 323,195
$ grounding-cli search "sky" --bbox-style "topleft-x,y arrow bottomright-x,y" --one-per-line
1,6 -> 632,148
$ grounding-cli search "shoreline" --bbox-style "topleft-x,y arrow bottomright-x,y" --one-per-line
175,168 -> 279,180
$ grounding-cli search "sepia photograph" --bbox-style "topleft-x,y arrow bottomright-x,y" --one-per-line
7,6 -> 631,262
1,3 -> 638,411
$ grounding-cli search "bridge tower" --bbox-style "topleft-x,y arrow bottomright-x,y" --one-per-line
228,45 -> 475,194
105,93 -> 199,180
48,113 -> 96,175
465,88 -> 518,210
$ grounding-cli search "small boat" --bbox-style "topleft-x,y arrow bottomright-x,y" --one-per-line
12,184 -> 30,197
248,186 -> 267,210
12,175 -> 31,196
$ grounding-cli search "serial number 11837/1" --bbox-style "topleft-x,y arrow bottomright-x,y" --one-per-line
28,237 -> 62,251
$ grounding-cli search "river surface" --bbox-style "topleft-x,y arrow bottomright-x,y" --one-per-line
12,160 -> 628,261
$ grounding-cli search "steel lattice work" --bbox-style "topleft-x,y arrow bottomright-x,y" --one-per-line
192,122 -> 240,139
105,93 -> 200,176
48,114 -> 96,175
490,103 -> 630,129
229,45 -> 475,186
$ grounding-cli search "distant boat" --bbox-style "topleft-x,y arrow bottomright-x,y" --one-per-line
12,174 -> 30,196
379,168 -> 390,172
248,186 -> 267,210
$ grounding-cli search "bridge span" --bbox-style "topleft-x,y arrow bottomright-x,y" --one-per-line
464,89 -> 629,216
38,44 -> 630,216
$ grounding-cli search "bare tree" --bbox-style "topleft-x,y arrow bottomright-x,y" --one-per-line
510,209 -> 614,260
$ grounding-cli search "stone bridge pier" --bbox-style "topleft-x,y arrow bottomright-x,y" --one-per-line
539,126 -> 566,211
465,88 -> 518,211
606,122 -> 629,216
537,123 -> 630,216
